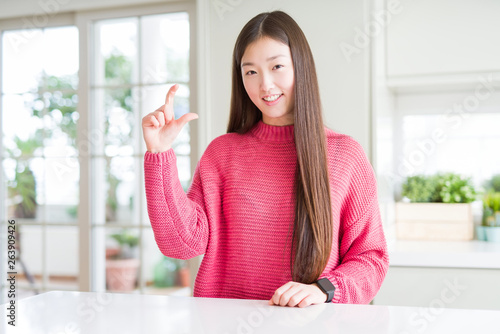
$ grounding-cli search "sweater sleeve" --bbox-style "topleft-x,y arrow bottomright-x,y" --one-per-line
144,149 -> 209,260
323,140 -> 389,304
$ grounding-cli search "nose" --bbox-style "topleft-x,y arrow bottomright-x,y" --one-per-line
260,72 -> 274,93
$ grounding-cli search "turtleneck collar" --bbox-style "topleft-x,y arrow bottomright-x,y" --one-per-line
250,120 -> 295,142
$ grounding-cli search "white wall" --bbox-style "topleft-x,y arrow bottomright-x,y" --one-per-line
387,0 -> 500,78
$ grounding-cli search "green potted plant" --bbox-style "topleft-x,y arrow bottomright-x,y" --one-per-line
401,175 -> 439,203
7,135 -> 42,219
482,192 -> 500,243
477,200 -> 490,241
483,174 -> 500,193
435,173 -> 476,204
153,257 -> 191,289
397,173 -> 477,241
105,229 -> 140,291
8,165 -> 37,218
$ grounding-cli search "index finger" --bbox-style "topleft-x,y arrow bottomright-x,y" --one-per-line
164,83 -> 179,107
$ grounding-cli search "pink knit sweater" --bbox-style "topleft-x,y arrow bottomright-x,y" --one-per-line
144,121 -> 389,304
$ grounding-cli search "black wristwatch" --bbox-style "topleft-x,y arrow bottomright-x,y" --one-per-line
316,278 -> 335,303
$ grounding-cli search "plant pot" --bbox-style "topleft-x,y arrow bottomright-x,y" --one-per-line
485,227 -> 500,243
396,203 -> 473,241
476,225 -> 487,241
106,248 -> 120,259
178,267 -> 190,287
105,258 -> 139,291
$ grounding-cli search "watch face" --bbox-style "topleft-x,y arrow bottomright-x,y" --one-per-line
318,278 -> 335,292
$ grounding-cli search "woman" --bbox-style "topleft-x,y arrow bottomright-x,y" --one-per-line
142,11 -> 389,308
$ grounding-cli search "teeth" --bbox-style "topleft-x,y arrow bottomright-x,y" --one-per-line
263,94 -> 281,102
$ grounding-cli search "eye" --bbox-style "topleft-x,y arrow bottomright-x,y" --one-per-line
245,70 -> 257,76
273,64 -> 284,70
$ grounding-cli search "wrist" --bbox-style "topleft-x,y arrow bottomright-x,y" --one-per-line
147,146 -> 171,153
312,283 -> 328,303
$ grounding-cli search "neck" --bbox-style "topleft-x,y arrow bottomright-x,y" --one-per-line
262,115 -> 294,126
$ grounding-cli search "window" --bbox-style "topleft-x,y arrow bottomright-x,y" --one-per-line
89,11 -> 193,294
400,113 -> 500,182
1,2 -> 197,302
375,88 -> 500,232
1,25 -> 80,299
394,91 -> 500,188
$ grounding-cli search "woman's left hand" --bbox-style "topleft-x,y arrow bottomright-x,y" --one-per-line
269,281 -> 327,308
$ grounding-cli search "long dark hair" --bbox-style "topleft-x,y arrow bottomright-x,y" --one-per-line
227,11 -> 332,284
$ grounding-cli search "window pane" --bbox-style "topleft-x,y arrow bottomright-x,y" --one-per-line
42,89 -> 79,150
47,226 -> 79,289
2,25 -> 79,300
1,29 -> 44,94
141,12 -> 189,84
15,225 -> 43,289
94,18 -> 138,86
93,88 -> 138,156
92,11 -> 191,296
7,158 -> 45,222
401,113 -> 500,185
109,156 -> 139,225
92,157 -> 139,225
2,93 -> 44,158
105,228 -> 140,292
44,158 -> 79,224
43,27 -> 79,83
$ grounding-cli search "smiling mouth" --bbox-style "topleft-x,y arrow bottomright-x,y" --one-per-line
262,94 -> 283,102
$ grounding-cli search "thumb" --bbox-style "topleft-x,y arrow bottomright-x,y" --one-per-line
177,112 -> 199,127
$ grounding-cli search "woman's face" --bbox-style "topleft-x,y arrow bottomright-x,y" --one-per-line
241,37 -> 295,126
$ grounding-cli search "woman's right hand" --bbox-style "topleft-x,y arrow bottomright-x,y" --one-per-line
142,84 -> 198,153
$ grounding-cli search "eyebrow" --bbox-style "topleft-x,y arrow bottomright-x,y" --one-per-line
241,55 -> 287,67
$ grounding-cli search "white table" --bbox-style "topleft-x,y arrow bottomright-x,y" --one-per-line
1,291 -> 499,333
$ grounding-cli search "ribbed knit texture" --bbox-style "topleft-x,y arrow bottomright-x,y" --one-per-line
144,120 -> 389,304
